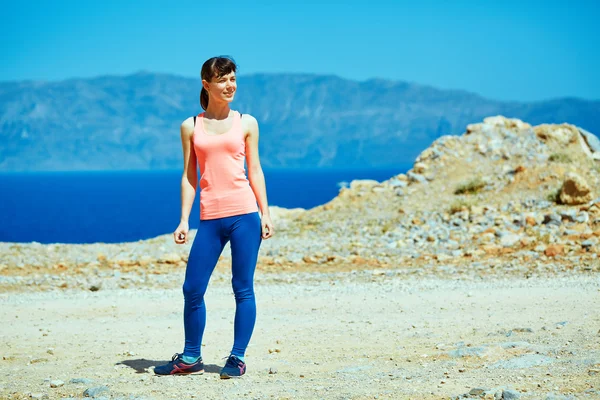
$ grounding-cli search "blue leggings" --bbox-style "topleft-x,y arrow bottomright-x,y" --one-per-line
182,211 -> 262,358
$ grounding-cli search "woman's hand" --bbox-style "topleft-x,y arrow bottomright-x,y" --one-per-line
261,214 -> 274,240
174,221 -> 189,244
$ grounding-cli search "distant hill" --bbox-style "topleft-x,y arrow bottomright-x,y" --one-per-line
1,71 -> 598,171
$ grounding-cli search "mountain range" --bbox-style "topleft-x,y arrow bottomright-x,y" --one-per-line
1,72 -> 598,171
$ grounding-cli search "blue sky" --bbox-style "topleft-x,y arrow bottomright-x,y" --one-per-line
1,0 -> 598,101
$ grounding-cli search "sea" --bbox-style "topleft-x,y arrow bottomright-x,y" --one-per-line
0,166 -> 411,244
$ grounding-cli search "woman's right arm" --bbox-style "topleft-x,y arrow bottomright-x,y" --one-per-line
173,117 -> 197,244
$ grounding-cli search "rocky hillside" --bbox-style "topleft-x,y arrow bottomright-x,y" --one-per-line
0,115 -> 598,292
282,116 -> 600,272
1,72 -> 599,171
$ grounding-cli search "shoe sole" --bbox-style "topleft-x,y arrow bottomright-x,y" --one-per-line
154,369 -> 205,376
220,372 -> 244,379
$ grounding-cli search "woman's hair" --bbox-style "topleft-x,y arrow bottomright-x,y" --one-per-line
200,56 -> 237,110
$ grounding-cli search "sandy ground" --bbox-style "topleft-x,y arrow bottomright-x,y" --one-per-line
1,270 -> 599,400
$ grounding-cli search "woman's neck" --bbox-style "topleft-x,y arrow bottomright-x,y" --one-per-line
204,102 -> 231,120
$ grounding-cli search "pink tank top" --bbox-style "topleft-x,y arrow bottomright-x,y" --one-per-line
193,111 -> 259,220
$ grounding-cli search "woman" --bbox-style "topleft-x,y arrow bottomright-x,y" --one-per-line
154,56 -> 274,379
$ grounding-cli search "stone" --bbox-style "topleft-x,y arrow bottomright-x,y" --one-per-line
70,378 -> 94,384
407,171 -> 427,184
469,388 -> 488,396
544,394 -> 575,400
579,128 -> 600,153
413,162 -> 428,174
349,179 -> 379,190
502,389 -> 521,399
581,238 -> 597,248
500,234 -> 521,248
543,213 -> 562,226
559,172 -> 594,205
50,380 -> 64,388
534,124 -> 578,144
483,116 -> 530,129
83,385 -> 109,398
544,244 -> 564,257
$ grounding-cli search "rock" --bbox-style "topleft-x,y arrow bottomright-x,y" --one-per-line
535,124 -> 578,144
559,172 -> 594,205
448,346 -> 487,358
483,116 -> 530,130
500,234 -> 521,248
413,162 -> 428,174
83,385 -> 109,398
469,388 -> 488,396
88,282 -> 102,292
512,327 -> 533,333
502,389 -> 521,399
582,239 -> 597,250
544,394 -> 575,400
30,394 -> 48,400
574,212 -> 589,223
70,378 -> 94,384
268,367 -> 278,374
543,213 -> 562,226
579,128 -> 600,156
50,380 -> 64,388
407,171 -> 427,184
544,245 -> 564,257
514,165 -> 526,174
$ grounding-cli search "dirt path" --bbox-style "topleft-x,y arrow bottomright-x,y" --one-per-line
1,271 -> 599,400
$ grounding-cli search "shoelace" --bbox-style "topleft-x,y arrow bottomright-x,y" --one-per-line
222,355 -> 242,367
171,353 -> 183,363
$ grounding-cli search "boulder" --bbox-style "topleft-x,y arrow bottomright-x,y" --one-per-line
559,172 -> 594,205
534,124 -> 579,145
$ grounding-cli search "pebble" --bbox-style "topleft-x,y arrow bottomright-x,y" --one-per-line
544,394 -> 575,400
88,282 -> 102,292
469,388 -> 488,396
50,380 -> 64,388
70,378 -> 94,384
83,385 -> 109,398
502,389 -> 521,399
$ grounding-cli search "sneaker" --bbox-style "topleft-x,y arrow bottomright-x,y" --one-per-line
154,353 -> 204,375
219,355 -> 246,379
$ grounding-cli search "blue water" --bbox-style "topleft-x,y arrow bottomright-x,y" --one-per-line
0,167 -> 410,244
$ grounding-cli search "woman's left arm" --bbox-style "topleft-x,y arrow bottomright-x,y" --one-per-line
244,114 -> 274,239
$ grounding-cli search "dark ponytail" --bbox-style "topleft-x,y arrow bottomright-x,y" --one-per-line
200,87 -> 209,110
200,56 -> 238,111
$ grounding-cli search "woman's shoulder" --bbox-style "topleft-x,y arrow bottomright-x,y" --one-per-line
180,115 -> 197,138
240,112 -> 258,131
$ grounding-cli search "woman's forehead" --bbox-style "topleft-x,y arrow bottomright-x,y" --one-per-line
216,71 -> 236,79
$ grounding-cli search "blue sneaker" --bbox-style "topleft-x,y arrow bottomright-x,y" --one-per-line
220,355 -> 246,379
154,353 -> 204,375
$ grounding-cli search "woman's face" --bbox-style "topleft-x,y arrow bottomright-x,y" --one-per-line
203,71 -> 237,104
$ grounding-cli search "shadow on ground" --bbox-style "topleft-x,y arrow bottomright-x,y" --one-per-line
117,359 -> 221,374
